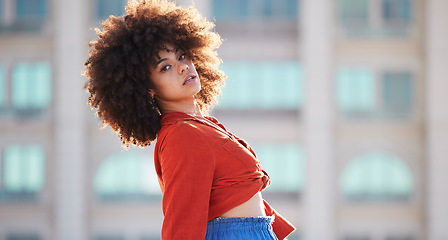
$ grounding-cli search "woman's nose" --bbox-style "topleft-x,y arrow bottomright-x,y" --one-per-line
179,63 -> 189,74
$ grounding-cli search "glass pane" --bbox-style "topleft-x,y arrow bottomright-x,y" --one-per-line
96,0 -> 127,21
282,62 -> 303,109
11,62 -> 51,110
218,61 -> 302,110
219,62 -> 252,109
341,151 -> 413,201
0,65 -> 5,107
382,72 -> 412,117
341,158 -> 364,196
382,0 -> 412,22
3,145 -> 45,193
256,144 -> 303,192
287,0 -> 299,18
23,145 -> 45,191
212,0 -> 249,21
94,151 -> 160,200
16,0 -> 47,19
12,63 -> 30,109
265,0 -> 299,19
4,145 -> 23,192
336,67 -> 375,113
339,0 -> 368,21
32,62 -> 52,109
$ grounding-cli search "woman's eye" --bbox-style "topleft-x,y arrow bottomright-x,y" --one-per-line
178,54 -> 186,61
161,65 -> 171,72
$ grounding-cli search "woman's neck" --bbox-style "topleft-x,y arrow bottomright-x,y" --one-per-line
157,99 -> 203,117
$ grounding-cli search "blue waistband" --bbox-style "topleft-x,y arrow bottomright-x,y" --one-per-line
207,216 -> 275,232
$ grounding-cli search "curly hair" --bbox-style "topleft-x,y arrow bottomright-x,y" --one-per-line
84,0 -> 226,148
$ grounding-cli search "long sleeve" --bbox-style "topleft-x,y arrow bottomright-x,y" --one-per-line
157,123 -> 216,239
264,200 -> 296,240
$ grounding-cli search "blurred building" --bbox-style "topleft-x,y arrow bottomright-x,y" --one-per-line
0,0 -> 447,240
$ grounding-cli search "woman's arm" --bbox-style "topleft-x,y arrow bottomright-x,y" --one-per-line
157,123 -> 216,239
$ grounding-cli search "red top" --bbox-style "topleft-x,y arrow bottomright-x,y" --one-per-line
154,112 -> 296,239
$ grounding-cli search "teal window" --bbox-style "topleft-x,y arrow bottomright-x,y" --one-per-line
339,0 -> 413,36
16,0 -> 47,20
340,152 -> 413,201
96,0 -> 127,21
339,0 -> 368,23
218,61 -> 302,110
255,144 -> 304,192
1,145 -> 46,200
382,72 -> 412,117
336,67 -> 414,118
336,67 -> 376,113
94,151 -> 160,201
11,62 -> 52,111
382,0 -> 412,23
213,0 -> 249,21
213,0 -> 298,21
0,65 -> 5,108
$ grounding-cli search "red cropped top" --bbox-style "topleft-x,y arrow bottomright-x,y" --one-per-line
154,112 -> 296,239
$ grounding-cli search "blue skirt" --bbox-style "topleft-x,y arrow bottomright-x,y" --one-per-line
205,216 -> 278,240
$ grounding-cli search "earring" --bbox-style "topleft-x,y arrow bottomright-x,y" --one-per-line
150,95 -> 161,115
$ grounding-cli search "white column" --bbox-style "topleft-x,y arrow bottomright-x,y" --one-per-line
301,0 -> 336,239
53,0 -> 88,239
426,0 -> 448,239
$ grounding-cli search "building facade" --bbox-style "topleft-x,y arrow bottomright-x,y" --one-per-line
0,0 -> 447,239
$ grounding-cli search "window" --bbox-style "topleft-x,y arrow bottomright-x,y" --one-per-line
11,61 -> 52,113
213,0 -> 299,21
0,0 -> 48,32
382,71 -> 412,117
94,151 -> 160,201
382,0 -> 412,24
255,144 -> 304,192
15,0 -> 47,20
336,67 -> 414,119
340,151 -> 413,201
96,0 -> 127,21
339,0 -> 369,26
0,145 -> 46,201
336,67 -> 376,113
338,0 -> 414,36
217,61 -> 302,110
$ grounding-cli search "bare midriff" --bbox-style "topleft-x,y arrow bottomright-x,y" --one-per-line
219,192 -> 266,218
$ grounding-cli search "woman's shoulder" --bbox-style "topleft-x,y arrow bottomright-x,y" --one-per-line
158,117 -> 208,142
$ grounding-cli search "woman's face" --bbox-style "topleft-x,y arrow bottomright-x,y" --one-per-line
149,44 -> 201,107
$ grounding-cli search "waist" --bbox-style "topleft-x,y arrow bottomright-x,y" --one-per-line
219,192 -> 266,218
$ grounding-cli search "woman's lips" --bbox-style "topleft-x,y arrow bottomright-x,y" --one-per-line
183,75 -> 197,85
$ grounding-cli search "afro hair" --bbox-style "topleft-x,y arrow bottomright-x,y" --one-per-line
84,0 -> 226,148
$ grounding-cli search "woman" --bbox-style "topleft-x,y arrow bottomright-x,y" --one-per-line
84,0 -> 296,239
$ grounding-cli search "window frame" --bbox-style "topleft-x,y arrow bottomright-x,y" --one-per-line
337,0 -> 415,37
335,66 -> 415,120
